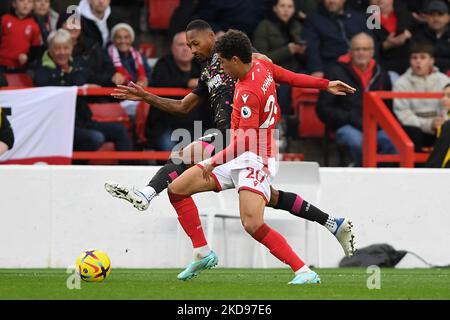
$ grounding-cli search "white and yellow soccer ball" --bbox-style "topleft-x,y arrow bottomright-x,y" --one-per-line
76,250 -> 111,282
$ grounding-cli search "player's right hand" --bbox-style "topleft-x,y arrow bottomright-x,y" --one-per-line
111,81 -> 146,101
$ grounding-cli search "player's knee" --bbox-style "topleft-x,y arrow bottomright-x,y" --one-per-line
241,216 -> 263,235
167,183 -> 183,197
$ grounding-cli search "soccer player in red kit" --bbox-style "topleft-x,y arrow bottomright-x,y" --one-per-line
166,29 -> 356,284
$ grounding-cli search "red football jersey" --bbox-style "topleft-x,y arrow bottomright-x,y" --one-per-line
231,59 -> 281,159
211,59 -> 329,166
0,14 -> 42,68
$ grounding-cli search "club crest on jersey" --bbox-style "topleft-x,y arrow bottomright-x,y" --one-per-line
241,106 -> 252,119
25,25 -> 32,36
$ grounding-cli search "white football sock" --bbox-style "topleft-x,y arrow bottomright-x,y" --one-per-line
295,265 -> 312,275
139,186 -> 157,201
324,216 -> 338,234
193,245 -> 211,261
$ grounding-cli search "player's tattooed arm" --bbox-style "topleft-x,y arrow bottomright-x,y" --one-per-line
112,81 -> 202,116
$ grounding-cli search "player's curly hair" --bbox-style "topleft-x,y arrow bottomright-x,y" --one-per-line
214,29 -> 252,64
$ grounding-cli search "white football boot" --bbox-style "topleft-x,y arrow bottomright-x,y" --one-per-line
104,181 -> 153,211
334,218 -> 356,257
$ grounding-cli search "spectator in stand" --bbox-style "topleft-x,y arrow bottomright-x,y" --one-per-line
369,0 -> 414,78
108,23 -> 151,88
168,0 -> 200,38
58,13 -> 119,87
425,83 -> 450,168
194,0 -> 272,37
0,107 -> 15,156
152,32 -> 200,89
148,31 -> 207,151
393,43 -> 449,152
33,0 -> 59,43
79,0 -> 119,48
317,33 -> 396,166
346,0 -> 370,12
107,23 -> 151,117
253,0 -> 307,115
33,29 -> 133,153
412,1 -> 450,75
294,0 -> 320,20
0,0 -> 42,73
303,0 -> 369,78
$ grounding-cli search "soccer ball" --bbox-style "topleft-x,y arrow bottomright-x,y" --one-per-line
76,249 -> 111,282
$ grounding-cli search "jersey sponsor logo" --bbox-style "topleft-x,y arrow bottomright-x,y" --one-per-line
207,74 -> 222,92
241,106 -> 252,119
261,73 -> 273,95
211,53 -> 219,65
242,94 -> 249,103
6,22 -> 12,29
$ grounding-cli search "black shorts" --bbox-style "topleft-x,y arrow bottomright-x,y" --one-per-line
197,129 -> 229,156
0,119 -> 14,149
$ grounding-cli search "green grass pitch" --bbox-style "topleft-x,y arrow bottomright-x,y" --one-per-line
0,268 -> 449,300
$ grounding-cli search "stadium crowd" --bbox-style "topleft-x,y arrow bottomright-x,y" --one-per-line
1,0 -> 450,167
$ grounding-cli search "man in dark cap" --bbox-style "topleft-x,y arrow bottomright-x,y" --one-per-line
412,0 -> 450,74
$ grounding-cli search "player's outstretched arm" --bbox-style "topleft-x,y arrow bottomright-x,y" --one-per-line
263,60 -> 356,94
111,81 -> 202,116
326,80 -> 356,96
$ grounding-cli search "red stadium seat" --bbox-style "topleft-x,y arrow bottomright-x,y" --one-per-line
292,87 -> 338,165
88,103 -> 131,129
139,43 -> 156,58
4,73 -> 33,87
148,0 -> 180,29
88,142 -> 118,165
291,88 -> 324,138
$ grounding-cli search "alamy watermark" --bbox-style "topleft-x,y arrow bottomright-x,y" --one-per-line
366,265 -> 381,290
367,5 -> 381,30
66,266 -> 81,290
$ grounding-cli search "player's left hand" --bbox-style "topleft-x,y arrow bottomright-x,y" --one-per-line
327,80 -> 356,96
252,52 -> 272,63
202,162 -> 215,182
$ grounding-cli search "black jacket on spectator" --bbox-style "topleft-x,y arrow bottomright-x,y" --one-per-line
194,0 -> 272,36
33,52 -> 92,126
81,15 -> 119,48
252,14 -> 306,71
412,25 -> 450,74
317,61 -> 392,130
346,0 -> 370,12
74,35 -> 116,87
371,1 -> 415,74
147,54 -> 208,148
151,54 -> 200,88
169,0 -> 200,38
303,3 -> 369,74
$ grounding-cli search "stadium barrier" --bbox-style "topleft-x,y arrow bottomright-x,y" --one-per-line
363,91 -> 441,167
1,86 -> 305,163
1,164 -> 449,269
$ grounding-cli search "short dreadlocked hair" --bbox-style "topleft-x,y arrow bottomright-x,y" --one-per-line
214,29 -> 252,64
